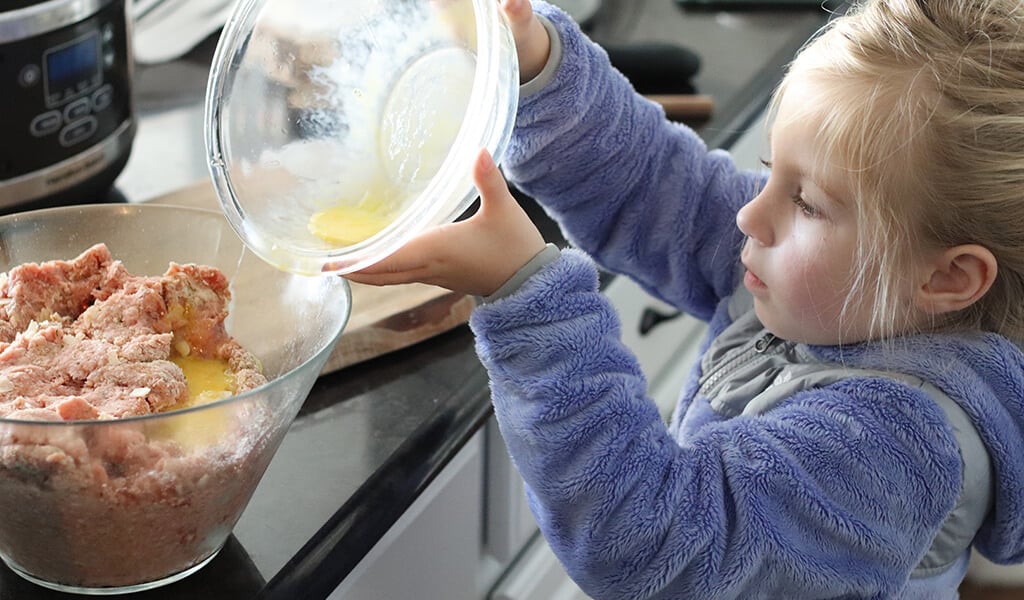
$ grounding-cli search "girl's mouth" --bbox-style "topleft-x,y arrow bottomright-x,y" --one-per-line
744,268 -> 766,290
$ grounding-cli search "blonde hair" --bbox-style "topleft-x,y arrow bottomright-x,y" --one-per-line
769,0 -> 1024,341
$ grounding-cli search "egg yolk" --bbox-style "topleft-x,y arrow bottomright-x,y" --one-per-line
154,355 -> 235,447
171,354 -> 235,408
308,204 -> 395,246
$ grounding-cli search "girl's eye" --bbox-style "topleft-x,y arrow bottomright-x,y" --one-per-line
792,193 -> 819,217
758,159 -> 822,218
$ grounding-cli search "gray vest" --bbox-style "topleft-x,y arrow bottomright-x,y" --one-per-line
695,290 -> 993,577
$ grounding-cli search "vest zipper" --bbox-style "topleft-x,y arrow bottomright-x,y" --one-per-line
697,331 -> 780,398
753,333 -> 777,352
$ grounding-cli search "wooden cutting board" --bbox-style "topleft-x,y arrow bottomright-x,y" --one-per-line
146,179 -> 476,374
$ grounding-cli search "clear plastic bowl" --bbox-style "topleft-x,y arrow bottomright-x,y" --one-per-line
0,204 -> 351,594
205,0 -> 520,275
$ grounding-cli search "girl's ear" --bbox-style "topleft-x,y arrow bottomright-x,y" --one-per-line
915,245 -> 998,314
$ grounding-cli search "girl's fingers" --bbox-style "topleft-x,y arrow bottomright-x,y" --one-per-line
501,0 -> 533,29
500,0 -> 549,82
473,150 -> 513,214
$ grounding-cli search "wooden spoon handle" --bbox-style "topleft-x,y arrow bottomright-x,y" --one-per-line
644,94 -> 715,120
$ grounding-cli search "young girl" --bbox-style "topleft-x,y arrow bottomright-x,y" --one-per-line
347,0 -> 1024,597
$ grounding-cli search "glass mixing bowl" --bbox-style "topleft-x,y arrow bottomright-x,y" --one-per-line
205,0 -> 520,275
0,204 -> 351,594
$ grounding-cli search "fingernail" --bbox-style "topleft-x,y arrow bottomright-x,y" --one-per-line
479,149 -> 495,172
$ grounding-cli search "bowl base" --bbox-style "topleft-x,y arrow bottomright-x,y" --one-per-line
2,548 -> 222,596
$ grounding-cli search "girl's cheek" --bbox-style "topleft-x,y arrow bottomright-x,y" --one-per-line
785,250 -> 835,304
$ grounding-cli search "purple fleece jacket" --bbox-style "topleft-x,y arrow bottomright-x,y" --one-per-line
469,3 -> 1024,599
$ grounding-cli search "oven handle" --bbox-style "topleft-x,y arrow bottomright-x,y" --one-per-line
639,306 -> 683,336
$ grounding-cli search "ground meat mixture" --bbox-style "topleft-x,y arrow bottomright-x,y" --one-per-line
0,244 -> 276,590
0,243 -> 266,419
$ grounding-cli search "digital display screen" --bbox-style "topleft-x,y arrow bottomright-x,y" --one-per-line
44,33 -> 101,105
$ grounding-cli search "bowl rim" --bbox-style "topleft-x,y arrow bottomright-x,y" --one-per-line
0,202 -> 353,426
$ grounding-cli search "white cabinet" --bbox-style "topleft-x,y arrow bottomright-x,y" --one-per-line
490,533 -> 592,600
324,422 -> 587,600
328,432 -> 485,600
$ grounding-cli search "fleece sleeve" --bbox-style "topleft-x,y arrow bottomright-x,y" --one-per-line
502,2 -> 767,321
471,249 -> 964,599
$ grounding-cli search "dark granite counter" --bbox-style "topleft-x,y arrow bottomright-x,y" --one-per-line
0,2 -> 836,598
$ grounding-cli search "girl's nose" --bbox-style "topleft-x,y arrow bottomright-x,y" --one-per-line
736,190 -> 774,246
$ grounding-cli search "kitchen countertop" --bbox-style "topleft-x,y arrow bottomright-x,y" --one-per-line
0,2 -> 836,598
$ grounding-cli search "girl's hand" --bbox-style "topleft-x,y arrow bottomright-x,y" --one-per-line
344,150 -> 547,297
502,0 -> 551,83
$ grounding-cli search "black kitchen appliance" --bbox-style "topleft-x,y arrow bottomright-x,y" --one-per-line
0,0 -> 135,213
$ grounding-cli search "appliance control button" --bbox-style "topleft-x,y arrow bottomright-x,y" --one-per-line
59,117 -> 99,147
64,98 -> 92,122
30,111 -> 63,137
92,85 -> 114,112
19,65 -> 40,88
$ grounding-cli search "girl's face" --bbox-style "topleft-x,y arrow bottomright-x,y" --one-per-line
736,80 -> 885,345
